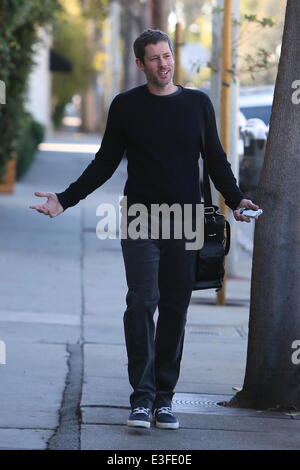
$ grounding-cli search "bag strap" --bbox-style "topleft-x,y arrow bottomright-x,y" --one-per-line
224,220 -> 231,255
202,158 -> 213,208
199,118 -> 212,208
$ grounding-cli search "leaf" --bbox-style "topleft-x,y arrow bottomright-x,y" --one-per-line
212,7 -> 224,14
232,386 -> 242,391
259,17 -> 276,28
244,14 -> 257,23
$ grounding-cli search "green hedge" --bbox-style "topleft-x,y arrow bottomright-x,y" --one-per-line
0,0 -> 60,182
16,112 -> 45,179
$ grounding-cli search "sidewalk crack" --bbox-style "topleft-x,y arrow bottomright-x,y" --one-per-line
47,207 -> 85,450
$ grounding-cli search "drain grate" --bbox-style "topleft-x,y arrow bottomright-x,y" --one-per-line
171,393 -> 293,419
172,393 -> 230,413
190,297 -> 249,307
185,324 -> 244,338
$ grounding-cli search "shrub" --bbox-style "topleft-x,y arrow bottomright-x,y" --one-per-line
0,0 -> 60,182
16,112 -> 45,179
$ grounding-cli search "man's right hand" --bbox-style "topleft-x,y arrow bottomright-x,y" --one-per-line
29,192 -> 64,218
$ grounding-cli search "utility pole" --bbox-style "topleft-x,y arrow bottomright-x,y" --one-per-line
227,0 -> 240,279
217,0 -> 232,306
210,0 -> 223,207
174,22 -> 183,85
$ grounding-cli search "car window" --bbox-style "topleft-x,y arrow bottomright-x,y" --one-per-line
239,105 -> 272,125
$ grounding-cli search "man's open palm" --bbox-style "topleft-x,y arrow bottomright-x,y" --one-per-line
29,192 -> 64,218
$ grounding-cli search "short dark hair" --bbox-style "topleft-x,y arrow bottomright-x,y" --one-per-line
133,29 -> 173,63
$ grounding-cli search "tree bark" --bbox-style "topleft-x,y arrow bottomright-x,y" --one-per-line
80,19 -> 98,133
121,0 -> 150,90
226,0 -> 300,410
150,0 -> 171,32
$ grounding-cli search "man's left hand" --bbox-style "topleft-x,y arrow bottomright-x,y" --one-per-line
233,198 -> 260,223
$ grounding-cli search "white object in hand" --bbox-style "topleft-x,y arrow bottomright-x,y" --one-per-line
239,208 -> 263,219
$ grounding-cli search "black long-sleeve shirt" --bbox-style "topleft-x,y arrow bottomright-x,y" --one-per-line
56,85 -> 244,212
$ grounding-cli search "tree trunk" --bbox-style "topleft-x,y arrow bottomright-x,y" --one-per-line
80,19 -> 98,133
150,0 -> 171,32
122,0 -> 151,90
123,1 -> 140,90
81,80 -> 98,133
226,0 -> 300,410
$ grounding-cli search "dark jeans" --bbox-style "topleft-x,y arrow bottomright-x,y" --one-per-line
121,225 -> 197,410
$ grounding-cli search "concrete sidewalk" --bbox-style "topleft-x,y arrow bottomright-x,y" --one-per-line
0,134 -> 299,451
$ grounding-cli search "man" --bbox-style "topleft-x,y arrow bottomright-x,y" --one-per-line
29,29 -> 258,430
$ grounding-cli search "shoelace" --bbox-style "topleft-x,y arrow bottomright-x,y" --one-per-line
132,407 -> 150,416
156,406 -> 174,416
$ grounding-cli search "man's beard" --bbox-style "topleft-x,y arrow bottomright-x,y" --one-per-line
147,70 -> 174,88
